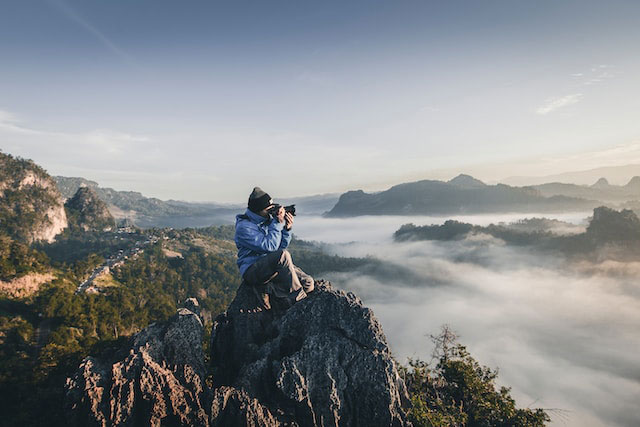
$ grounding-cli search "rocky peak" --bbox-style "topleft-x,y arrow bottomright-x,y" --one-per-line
210,280 -> 410,426
625,176 -> 640,189
65,186 -> 116,232
65,284 -> 411,426
591,177 -> 610,188
448,174 -> 486,188
65,298 -> 210,426
0,151 -> 67,243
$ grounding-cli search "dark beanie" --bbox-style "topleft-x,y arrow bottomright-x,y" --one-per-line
248,187 -> 273,213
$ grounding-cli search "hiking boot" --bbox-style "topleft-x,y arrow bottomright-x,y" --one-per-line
252,285 -> 271,310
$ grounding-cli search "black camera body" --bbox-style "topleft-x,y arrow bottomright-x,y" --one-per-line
268,204 -> 296,217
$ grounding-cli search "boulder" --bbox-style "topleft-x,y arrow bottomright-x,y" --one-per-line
210,280 -> 411,426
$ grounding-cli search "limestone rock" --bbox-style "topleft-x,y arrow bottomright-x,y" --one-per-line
0,152 -> 67,243
65,186 -> 116,232
64,300 -> 209,426
210,386 -> 280,427
66,283 -> 412,426
210,280 -> 411,426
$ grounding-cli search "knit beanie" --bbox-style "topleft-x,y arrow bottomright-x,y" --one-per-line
248,187 -> 273,213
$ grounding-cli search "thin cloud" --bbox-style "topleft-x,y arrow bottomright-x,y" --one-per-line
46,0 -> 135,64
535,94 -> 583,115
0,109 -> 152,163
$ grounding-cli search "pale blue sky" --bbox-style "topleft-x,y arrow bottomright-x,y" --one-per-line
1,0 -> 639,201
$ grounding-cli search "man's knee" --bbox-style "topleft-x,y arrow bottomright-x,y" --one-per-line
275,249 -> 293,266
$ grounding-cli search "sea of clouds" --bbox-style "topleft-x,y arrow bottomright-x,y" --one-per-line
293,213 -> 640,427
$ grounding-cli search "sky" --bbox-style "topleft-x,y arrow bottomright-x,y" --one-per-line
1,0 -> 640,202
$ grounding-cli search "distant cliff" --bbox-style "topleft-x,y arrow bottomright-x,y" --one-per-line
0,151 -> 67,243
55,176 -> 199,218
65,283 -> 411,426
326,175 -> 596,217
65,186 -> 116,232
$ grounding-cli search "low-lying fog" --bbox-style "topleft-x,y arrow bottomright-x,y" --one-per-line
293,213 -> 639,427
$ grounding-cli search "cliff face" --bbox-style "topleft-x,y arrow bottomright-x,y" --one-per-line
0,152 -> 67,243
65,186 -> 116,232
65,283 -> 411,426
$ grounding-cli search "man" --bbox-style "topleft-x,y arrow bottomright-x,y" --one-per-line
235,187 -> 314,309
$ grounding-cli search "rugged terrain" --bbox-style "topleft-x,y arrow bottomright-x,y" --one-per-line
65,282 -> 411,426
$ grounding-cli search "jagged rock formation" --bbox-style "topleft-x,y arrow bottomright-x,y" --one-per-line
65,186 -> 116,232
65,299 -> 209,426
210,280 -> 410,426
66,284 -> 411,426
0,151 -> 67,243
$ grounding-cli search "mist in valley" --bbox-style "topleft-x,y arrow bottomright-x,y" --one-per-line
293,214 -> 640,427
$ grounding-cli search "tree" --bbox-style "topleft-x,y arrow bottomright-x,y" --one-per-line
402,326 -> 550,427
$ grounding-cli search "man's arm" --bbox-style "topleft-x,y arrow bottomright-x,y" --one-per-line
279,229 -> 292,250
279,211 -> 293,250
235,220 -> 284,253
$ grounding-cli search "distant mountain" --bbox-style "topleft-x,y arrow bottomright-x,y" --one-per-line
65,187 -> 116,232
55,176 -> 340,228
529,176 -> 640,202
502,164 -> 640,186
448,174 -> 487,188
326,176 -> 597,217
0,152 -> 67,243
591,177 -> 610,189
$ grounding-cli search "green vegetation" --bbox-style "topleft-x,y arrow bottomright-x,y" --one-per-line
402,327 -> 550,426
0,225 -> 242,426
64,186 -> 116,233
0,233 -> 49,281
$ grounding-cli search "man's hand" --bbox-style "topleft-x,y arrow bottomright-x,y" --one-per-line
276,206 -> 285,223
284,212 -> 294,230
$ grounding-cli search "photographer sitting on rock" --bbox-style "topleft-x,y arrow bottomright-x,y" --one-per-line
235,187 -> 314,310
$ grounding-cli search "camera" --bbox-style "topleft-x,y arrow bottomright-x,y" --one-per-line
267,204 -> 296,217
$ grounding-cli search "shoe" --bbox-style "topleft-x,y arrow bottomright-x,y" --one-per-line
251,284 -> 271,310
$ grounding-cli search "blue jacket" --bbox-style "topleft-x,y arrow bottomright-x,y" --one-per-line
235,208 -> 291,276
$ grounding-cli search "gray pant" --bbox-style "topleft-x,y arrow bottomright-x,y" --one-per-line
243,249 -> 314,302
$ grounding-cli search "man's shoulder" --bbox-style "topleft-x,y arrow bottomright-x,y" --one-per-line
235,213 -> 263,232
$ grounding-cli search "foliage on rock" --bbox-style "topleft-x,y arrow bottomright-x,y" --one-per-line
401,326 -> 550,427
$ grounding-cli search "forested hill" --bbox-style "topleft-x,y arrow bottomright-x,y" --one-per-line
394,206 -> 640,260
326,174 -> 598,217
